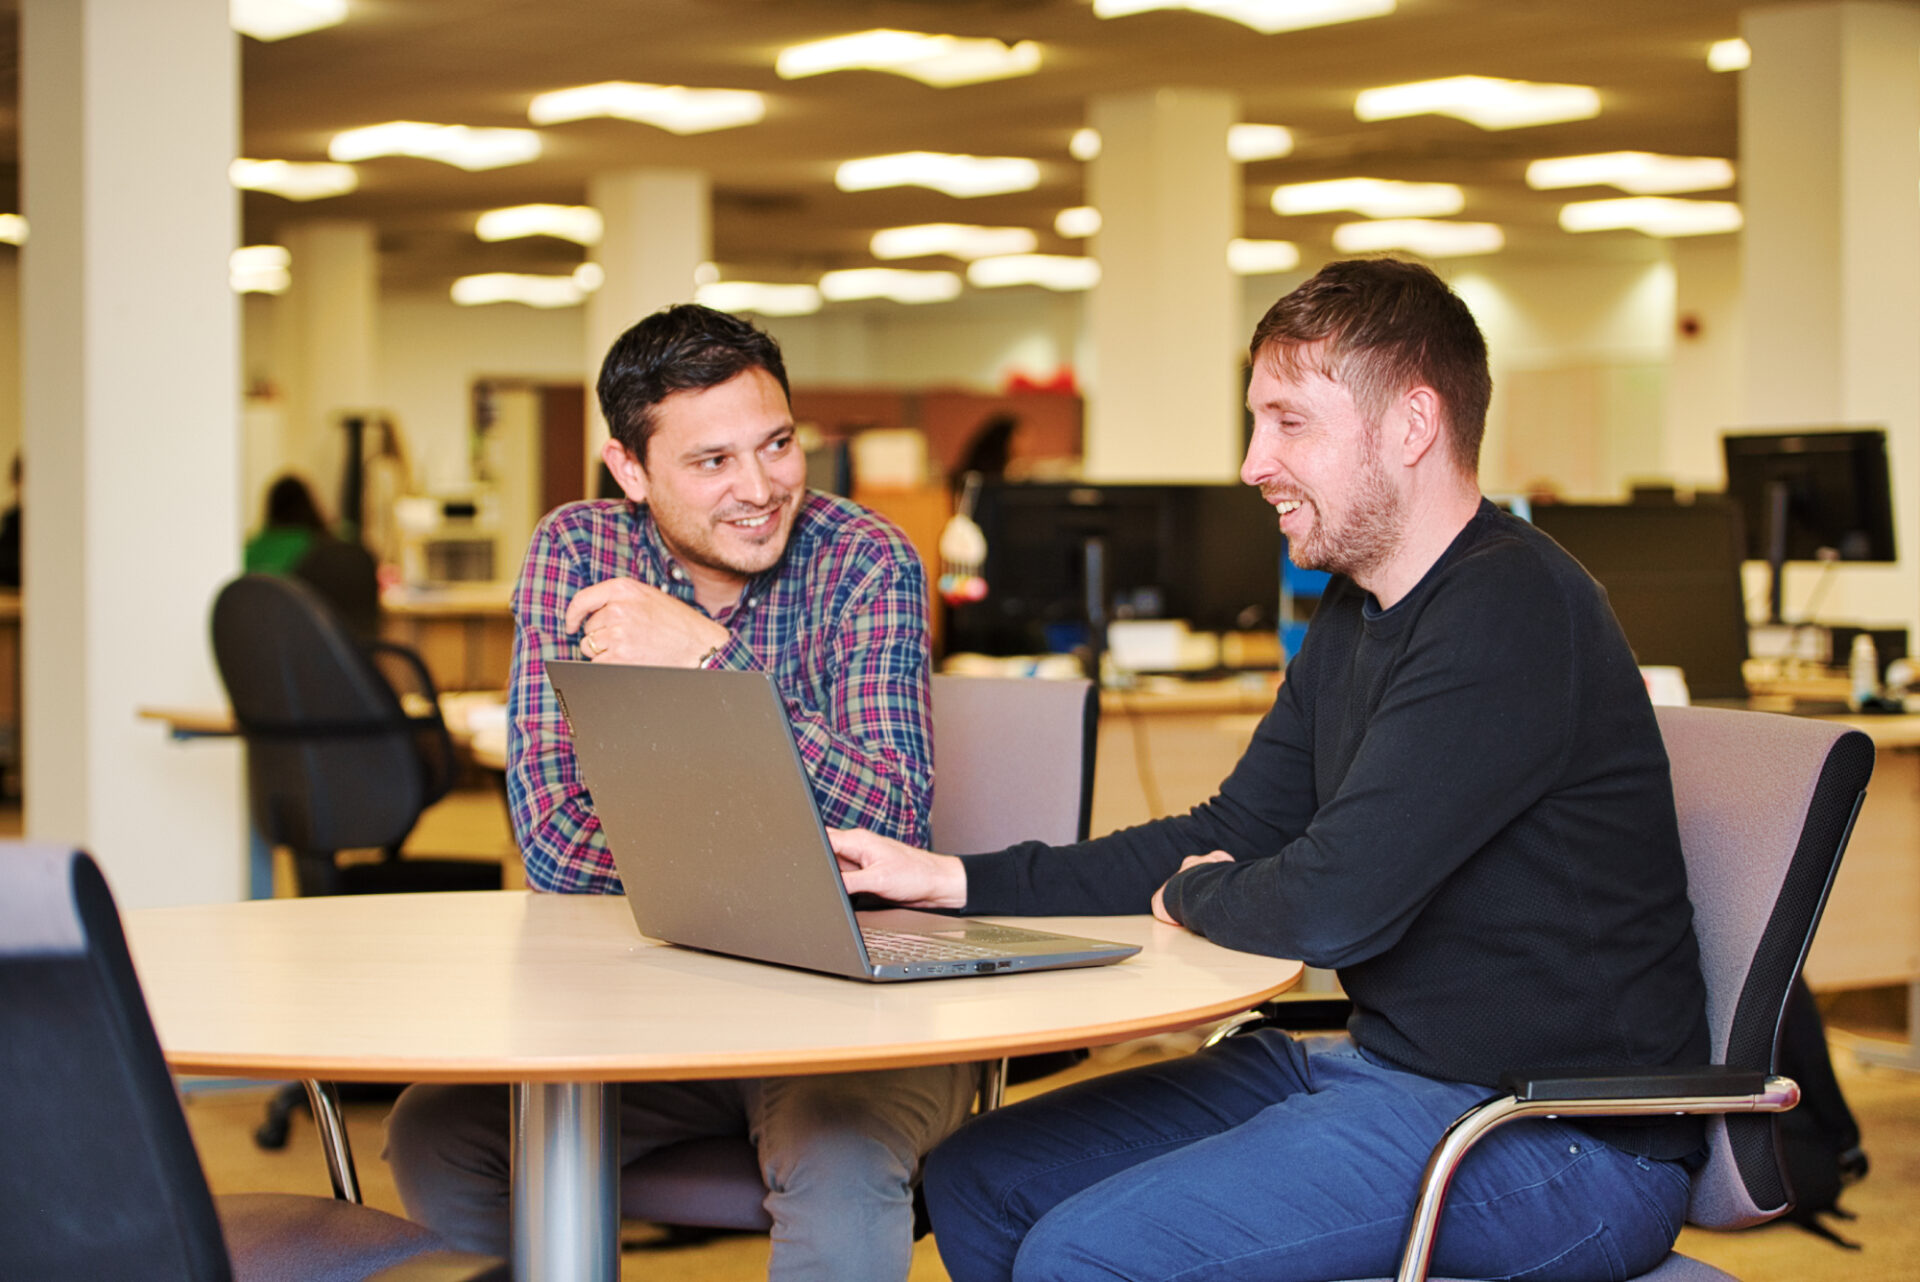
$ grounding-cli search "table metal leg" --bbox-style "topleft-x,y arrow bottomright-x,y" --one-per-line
512,1081 -> 620,1282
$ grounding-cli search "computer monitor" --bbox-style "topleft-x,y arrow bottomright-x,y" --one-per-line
944,481 -> 1283,657
1721,427 -> 1897,624
1530,500 -> 1751,702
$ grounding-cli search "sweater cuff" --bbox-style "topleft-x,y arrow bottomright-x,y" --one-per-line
956,847 -> 1030,915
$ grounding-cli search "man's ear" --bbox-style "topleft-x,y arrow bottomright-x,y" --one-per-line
1397,386 -> 1446,468
601,437 -> 650,504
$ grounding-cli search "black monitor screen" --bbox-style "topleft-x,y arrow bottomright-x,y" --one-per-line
1721,428 -> 1896,565
1530,500 -> 1751,701
944,481 -> 1281,655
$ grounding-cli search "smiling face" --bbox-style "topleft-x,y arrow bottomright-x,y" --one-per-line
1241,344 -> 1406,589
604,366 -> 805,609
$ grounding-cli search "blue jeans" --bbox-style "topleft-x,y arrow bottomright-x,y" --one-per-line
924,1032 -> 1693,1282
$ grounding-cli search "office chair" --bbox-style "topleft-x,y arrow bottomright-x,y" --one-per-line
291,535 -> 382,640
1210,704 -> 1873,1282
211,574 -> 502,1150
616,673 -> 1101,1235
0,843 -> 509,1282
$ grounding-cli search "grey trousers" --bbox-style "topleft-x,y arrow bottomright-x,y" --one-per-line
383,1061 -> 979,1282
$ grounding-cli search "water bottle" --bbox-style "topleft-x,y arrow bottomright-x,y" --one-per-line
1848,632 -> 1879,711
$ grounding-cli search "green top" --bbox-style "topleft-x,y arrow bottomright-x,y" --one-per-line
243,526 -> 317,576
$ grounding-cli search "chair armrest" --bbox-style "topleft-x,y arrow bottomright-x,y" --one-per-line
1394,1073 -> 1799,1282
365,639 -> 443,705
1500,1064 -> 1772,1102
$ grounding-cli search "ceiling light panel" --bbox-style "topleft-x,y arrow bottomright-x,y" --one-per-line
777,30 -> 1042,87
1332,219 -> 1504,257
231,0 -> 345,41
230,158 -> 359,201
528,82 -> 766,134
1229,239 -> 1300,274
1526,152 -> 1734,195
329,122 -> 541,171
1228,124 -> 1295,162
1055,207 -> 1102,239
870,224 -> 1037,260
819,268 -> 964,304
1273,177 -> 1464,218
452,272 -> 599,308
1558,197 -> 1743,237
231,245 -> 292,294
696,281 -> 825,317
476,204 -> 605,246
1094,0 -> 1396,36
1709,39 -> 1751,72
1356,75 -> 1600,130
967,254 -> 1101,291
836,152 -> 1041,198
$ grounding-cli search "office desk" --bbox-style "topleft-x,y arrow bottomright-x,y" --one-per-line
380,583 -> 515,692
125,890 -> 1302,1282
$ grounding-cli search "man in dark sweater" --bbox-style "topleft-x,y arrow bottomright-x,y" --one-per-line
831,258 -> 1709,1282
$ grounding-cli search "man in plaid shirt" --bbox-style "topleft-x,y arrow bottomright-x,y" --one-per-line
385,304 -> 976,1281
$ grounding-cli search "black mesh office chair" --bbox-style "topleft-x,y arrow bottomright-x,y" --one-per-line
0,843 -> 509,1282
211,574 -> 502,1148
210,573 -> 498,898
1208,704 -> 1872,1282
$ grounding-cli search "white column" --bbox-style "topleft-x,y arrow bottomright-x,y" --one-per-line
1085,89 -> 1242,482
1739,2 -> 1920,634
584,169 -> 710,457
275,219 -> 379,519
21,0 -> 245,906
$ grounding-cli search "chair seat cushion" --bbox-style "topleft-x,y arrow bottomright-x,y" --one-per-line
216,1192 -> 448,1282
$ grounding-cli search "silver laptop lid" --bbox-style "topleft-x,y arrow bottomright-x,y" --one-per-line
545,661 -> 876,979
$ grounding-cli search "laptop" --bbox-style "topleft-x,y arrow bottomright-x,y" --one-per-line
545,660 -> 1141,981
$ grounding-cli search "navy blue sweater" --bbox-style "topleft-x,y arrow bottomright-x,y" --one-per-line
962,501 -> 1708,1155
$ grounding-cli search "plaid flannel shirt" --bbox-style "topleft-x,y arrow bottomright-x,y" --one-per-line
506,493 -> 934,894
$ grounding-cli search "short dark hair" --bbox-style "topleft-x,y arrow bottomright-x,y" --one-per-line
596,303 -> 792,466
1250,258 -> 1491,473
264,474 -> 325,531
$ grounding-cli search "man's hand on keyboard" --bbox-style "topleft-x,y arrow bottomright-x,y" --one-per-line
830,828 -> 968,910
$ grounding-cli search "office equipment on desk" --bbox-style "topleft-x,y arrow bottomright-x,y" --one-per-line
1722,426 -> 1897,626
0,845 -> 508,1282
546,661 -> 1138,980
945,480 -> 1282,665
1530,500 -> 1752,702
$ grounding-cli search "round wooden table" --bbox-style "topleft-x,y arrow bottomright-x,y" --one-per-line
126,890 -> 1302,1282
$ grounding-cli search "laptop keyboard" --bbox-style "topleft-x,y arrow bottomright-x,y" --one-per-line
861,928 -> 1002,963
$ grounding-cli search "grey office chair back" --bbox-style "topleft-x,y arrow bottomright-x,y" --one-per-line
1656,704 -> 1872,1227
929,673 -> 1098,850
0,844 -> 507,1282
617,673 -> 1099,1233
1344,705 -> 1873,1282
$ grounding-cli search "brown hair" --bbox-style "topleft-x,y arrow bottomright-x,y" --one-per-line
1250,258 -> 1491,473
